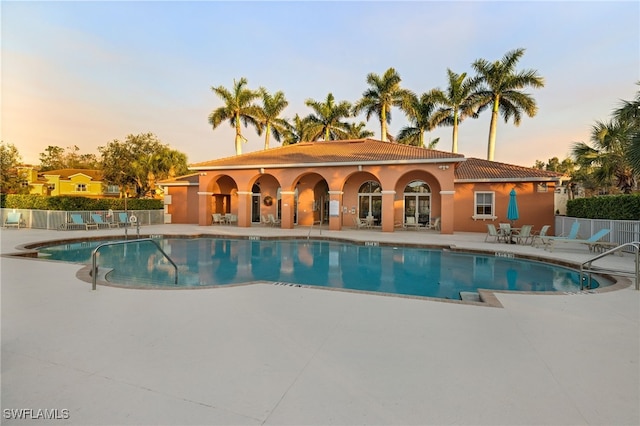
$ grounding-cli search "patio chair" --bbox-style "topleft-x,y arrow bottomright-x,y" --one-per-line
531,225 -> 551,247
4,212 -> 24,229
260,214 -> 272,226
91,213 -> 118,229
69,213 -> 98,230
556,222 -> 580,240
352,216 -> 368,229
511,224 -> 533,245
544,228 -> 611,253
432,217 -> 441,231
485,224 -> 502,242
211,213 -> 223,225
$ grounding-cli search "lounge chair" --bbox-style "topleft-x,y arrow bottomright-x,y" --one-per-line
544,228 -> 611,252
432,217 -> 441,231
91,213 -> 118,229
404,216 -> 422,230
4,212 -> 24,229
118,212 -> 131,227
267,214 -> 280,227
68,213 -> 98,230
556,222 -> 581,240
352,216 -> 369,229
485,224 -> 502,242
211,213 -> 223,225
512,224 -> 533,245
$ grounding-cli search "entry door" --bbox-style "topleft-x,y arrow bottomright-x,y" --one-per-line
251,195 -> 260,223
404,195 -> 430,226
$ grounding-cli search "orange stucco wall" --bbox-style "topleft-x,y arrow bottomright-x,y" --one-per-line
166,163 -> 556,235
453,182 -> 557,234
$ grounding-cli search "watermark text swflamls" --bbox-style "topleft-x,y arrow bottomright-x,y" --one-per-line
3,408 -> 70,420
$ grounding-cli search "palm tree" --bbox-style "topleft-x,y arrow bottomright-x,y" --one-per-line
256,88 -> 289,150
397,91 -> 439,147
615,83 -> 640,176
282,114 -> 310,145
345,121 -> 375,139
353,68 -> 414,142
304,93 -> 352,141
430,69 -> 481,153
208,78 -> 262,155
470,48 -> 545,160
572,119 -> 635,193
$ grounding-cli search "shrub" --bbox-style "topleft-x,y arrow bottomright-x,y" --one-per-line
566,194 -> 640,220
1,194 -> 163,210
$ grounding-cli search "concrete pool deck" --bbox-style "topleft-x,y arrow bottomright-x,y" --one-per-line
1,225 -> 638,425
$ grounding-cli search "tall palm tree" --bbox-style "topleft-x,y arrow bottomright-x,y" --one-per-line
353,67 -> 414,142
430,69 -> 481,153
470,48 -> 544,160
615,83 -> 640,176
304,93 -> 352,141
345,121 -> 375,139
208,78 -> 262,155
397,91 -> 439,147
572,118 -> 635,193
282,114 -> 310,145
256,88 -> 289,150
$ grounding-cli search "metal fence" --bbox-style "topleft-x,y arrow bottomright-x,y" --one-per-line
0,208 -> 164,230
555,216 -> 640,252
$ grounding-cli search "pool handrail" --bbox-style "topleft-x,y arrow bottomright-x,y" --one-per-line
580,241 -> 639,291
91,238 -> 178,290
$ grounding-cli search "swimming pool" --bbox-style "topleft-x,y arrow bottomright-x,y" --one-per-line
36,237 -> 601,300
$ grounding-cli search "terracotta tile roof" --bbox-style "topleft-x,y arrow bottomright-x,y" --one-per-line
190,139 -> 464,169
40,169 -> 104,180
157,173 -> 200,185
455,158 -> 566,182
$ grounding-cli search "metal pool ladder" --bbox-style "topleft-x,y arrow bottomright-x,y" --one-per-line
580,242 -> 639,290
91,238 -> 178,290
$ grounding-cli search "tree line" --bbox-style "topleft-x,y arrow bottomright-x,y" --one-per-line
209,48 -> 544,161
534,84 -> 640,195
0,133 -> 189,198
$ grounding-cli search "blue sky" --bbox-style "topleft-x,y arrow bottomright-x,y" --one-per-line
2,1 -> 638,168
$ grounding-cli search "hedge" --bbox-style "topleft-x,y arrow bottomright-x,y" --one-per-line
566,194 -> 640,220
1,194 -> 163,211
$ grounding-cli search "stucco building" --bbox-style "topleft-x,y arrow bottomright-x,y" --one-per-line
160,139 -> 565,234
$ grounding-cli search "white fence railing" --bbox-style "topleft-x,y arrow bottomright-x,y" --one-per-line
555,216 -> 640,252
1,208 -> 164,230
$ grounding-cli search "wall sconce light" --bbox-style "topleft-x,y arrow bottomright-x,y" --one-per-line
438,165 -> 450,170
260,168 -> 265,174
200,172 -> 207,176
358,165 -> 363,171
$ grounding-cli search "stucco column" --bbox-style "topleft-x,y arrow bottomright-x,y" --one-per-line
381,190 -> 396,232
439,190 -> 455,234
328,190 -> 343,231
236,191 -> 252,228
197,191 -> 213,226
280,190 -> 295,229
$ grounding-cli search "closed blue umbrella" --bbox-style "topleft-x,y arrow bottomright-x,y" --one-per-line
507,188 -> 519,224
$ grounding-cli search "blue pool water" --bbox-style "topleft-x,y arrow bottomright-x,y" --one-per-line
38,237 -> 599,299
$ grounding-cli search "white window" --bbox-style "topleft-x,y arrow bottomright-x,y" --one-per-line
76,183 -> 87,192
537,183 -> 548,192
106,185 -> 119,193
473,191 -> 496,219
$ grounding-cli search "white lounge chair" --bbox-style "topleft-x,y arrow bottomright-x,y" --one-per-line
485,224 -> 501,242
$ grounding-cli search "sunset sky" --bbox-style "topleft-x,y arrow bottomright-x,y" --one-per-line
2,1 -> 638,168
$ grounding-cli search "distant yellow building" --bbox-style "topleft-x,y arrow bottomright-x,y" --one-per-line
21,168 -> 120,198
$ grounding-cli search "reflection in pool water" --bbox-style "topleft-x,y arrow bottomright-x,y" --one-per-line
38,238 -> 598,299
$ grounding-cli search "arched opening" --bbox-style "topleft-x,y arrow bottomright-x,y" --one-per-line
404,180 -> 431,226
251,184 -> 261,223
358,181 -> 382,225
